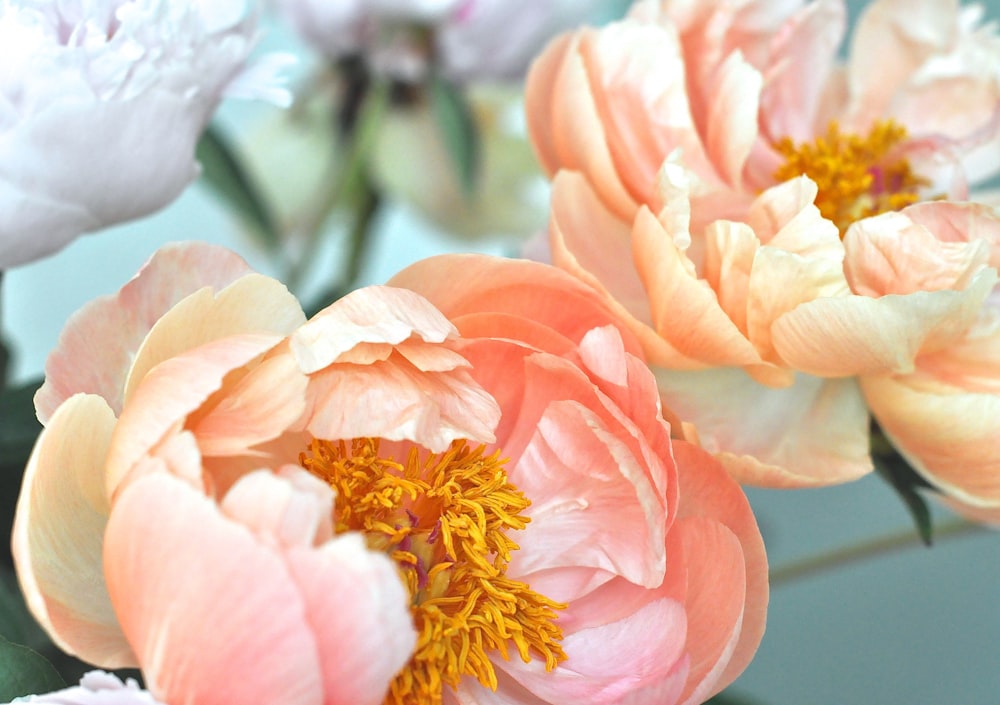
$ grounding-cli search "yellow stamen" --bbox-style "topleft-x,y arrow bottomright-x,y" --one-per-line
773,120 -> 930,235
300,437 -> 567,705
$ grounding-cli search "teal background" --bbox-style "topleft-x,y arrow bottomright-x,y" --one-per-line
3,2 -> 1000,703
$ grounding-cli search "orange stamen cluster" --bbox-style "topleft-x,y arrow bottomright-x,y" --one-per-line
300,437 -> 566,705
773,120 -> 930,235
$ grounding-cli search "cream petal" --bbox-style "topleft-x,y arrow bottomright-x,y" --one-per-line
11,394 -> 135,667
35,242 -> 253,422
655,367 -> 872,487
122,273 -> 306,405
292,285 -> 457,374
220,469 -> 334,548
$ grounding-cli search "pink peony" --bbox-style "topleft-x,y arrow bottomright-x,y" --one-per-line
522,0 -> 1000,487
0,0 -> 291,268
14,242 -> 766,705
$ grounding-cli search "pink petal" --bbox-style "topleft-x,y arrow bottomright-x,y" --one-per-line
104,472 -> 414,705
704,50 -> 761,188
35,242 -> 253,422
671,441 -> 768,698
11,394 -> 135,667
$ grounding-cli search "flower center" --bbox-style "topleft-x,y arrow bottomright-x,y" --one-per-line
773,120 -> 930,235
300,437 -> 566,705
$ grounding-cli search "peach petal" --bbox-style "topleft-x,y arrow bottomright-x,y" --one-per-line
524,32 -> 574,178
704,50 -> 761,188
291,286 -> 457,374
654,367 -> 872,487
671,517 -> 746,705
11,394 -> 134,667
35,242 -> 253,421
583,19 -> 718,206
106,334 -> 284,496
862,372 -> 1000,505
190,349 -> 310,458
388,252 -> 646,359
701,219 -> 757,337
104,472 -> 412,705
544,31 -> 640,220
303,356 -> 499,453
671,441 -> 768,698
632,207 -> 762,366
123,274 -> 306,404
903,200 -> 1000,269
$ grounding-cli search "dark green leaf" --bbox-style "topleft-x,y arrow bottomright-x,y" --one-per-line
427,73 -> 480,197
0,380 -> 41,567
0,635 -> 64,700
196,124 -> 282,252
872,425 -> 934,545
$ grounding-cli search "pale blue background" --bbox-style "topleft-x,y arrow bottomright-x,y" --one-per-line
4,2 -> 1000,704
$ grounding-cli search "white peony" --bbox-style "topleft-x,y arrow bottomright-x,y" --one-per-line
0,0 -> 290,268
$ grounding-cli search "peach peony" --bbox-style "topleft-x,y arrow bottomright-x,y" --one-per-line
527,0 -> 1000,231
13,243 -> 767,705
523,0 -> 1000,488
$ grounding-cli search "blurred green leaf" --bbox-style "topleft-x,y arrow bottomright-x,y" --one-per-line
427,73 -> 480,197
871,424 -> 934,546
196,124 -> 282,252
0,379 -> 41,567
0,635 -> 64,701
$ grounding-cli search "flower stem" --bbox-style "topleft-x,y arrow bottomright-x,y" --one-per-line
769,518 -> 986,587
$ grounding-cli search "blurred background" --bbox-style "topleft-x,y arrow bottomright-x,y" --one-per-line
3,1 -> 999,703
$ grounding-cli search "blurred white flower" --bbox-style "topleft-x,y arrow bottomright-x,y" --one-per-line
9,671 -> 165,704
273,0 -> 607,82
0,0 -> 291,268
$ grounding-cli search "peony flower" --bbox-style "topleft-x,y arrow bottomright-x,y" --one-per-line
273,0 -> 610,83
0,0 -> 292,268
9,671 -> 166,705
14,242 -> 767,705
523,0 -> 1000,487
527,0 -> 1000,230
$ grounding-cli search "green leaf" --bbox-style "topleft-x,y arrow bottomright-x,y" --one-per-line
0,635 -> 64,701
427,73 -> 480,198
872,425 -> 934,546
196,124 -> 282,252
